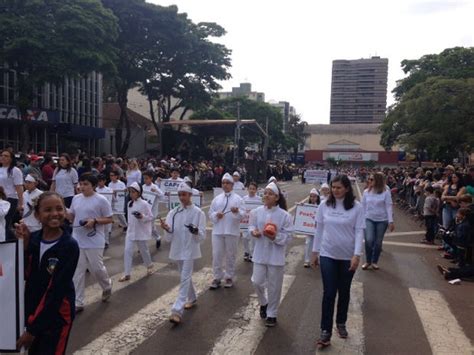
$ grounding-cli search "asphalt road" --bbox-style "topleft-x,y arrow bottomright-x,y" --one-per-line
67,179 -> 474,355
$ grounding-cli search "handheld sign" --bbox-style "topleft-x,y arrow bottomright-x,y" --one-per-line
168,191 -> 202,209
0,240 -> 24,352
112,190 -> 126,215
293,203 -> 318,235
161,179 -> 182,194
240,201 -> 263,231
304,170 -> 327,184
142,190 -> 160,211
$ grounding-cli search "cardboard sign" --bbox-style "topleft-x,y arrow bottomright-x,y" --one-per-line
161,179 -> 182,193
112,190 -> 126,215
293,203 -> 318,235
213,187 -> 247,198
304,170 -> 327,184
0,240 -> 24,352
168,192 -> 202,210
240,201 -> 263,231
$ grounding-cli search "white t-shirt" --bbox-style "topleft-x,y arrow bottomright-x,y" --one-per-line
40,239 -> 59,263
70,193 -> 113,249
108,180 -> 126,191
53,168 -> 78,198
361,188 -> 394,223
0,166 -> 23,199
126,170 -> 142,187
233,181 -> 245,190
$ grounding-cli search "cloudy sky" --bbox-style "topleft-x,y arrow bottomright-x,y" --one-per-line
152,0 -> 473,124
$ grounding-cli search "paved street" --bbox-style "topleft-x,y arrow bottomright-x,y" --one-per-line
67,180 -> 474,355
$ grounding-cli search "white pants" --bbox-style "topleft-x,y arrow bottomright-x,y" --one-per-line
171,260 -> 197,316
124,239 -> 153,275
305,235 -> 314,263
212,234 -> 239,280
242,232 -> 254,256
73,248 -> 112,307
252,263 -> 285,318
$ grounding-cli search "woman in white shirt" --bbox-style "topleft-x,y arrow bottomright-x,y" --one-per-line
249,182 -> 293,328
50,153 -> 78,208
361,172 -> 395,270
126,159 -> 142,187
119,182 -> 154,282
311,175 -> 365,349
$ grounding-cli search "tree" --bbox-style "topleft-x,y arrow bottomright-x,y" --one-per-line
0,0 -> 118,151
285,113 -> 309,162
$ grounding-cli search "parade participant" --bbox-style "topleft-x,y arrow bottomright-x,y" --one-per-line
119,182 -> 154,282
143,170 -> 165,249
209,172 -> 245,289
0,186 -> 10,242
319,183 -> 330,202
50,153 -> 78,208
96,174 -> 113,248
243,182 -> 262,262
108,170 -> 128,230
304,188 -> 320,268
233,171 -> 245,190
160,182 -> 206,325
268,176 -> 277,184
249,182 -> 293,327
69,173 -> 113,312
15,192 -> 79,354
170,167 -> 184,182
0,149 -> 24,240
22,174 -> 44,233
361,172 -> 394,270
311,175 -> 365,349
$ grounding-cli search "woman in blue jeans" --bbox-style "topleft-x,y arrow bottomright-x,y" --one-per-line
311,175 -> 365,348
361,172 -> 394,270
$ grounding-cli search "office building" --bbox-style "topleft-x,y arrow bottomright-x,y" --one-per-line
219,82 -> 265,102
270,101 -> 295,132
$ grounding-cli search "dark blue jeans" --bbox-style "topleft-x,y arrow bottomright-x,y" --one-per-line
364,219 -> 388,264
424,215 -> 437,242
320,256 -> 355,333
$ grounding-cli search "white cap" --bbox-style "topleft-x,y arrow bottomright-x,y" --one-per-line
129,182 -> 142,193
183,176 -> 192,183
310,188 -> 319,196
25,174 -> 37,183
233,171 -> 240,178
265,182 -> 279,195
268,176 -> 277,183
177,182 -> 193,194
222,173 -> 233,183
321,183 -> 330,189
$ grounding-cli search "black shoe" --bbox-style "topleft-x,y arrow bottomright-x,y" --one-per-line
156,239 -> 161,249
104,243 -> 109,249
265,317 -> 277,327
244,253 -> 250,262
318,330 -> 332,345
209,279 -> 221,290
259,304 -> 268,319
336,324 -> 348,338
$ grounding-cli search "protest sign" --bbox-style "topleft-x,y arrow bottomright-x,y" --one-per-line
240,201 -> 264,231
293,203 -> 318,235
304,170 -> 327,184
112,190 -> 126,215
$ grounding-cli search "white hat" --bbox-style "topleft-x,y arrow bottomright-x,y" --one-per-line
321,183 -> 330,189
25,174 -> 37,183
233,171 -> 240,177
268,176 -> 277,183
129,182 -> 142,194
265,182 -> 279,195
222,173 -> 233,183
183,176 -> 192,183
177,182 -> 193,194
310,188 -> 319,195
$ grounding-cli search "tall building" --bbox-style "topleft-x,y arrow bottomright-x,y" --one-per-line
219,82 -> 265,102
329,56 -> 388,124
270,101 -> 295,133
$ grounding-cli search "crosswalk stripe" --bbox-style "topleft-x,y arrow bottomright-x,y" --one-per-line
386,231 -> 425,237
83,262 -> 168,307
74,267 -> 214,354
409,288 -> 474,355
383,241 -> 438,249
210,244 -> 304,355
317,281 -> 365,354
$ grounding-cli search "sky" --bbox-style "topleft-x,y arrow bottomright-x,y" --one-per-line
151,0 -> 473,124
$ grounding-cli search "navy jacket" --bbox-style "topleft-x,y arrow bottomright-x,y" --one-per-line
24,230 -> 79,336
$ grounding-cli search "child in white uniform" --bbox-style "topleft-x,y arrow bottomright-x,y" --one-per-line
232,171 -> 245,190
249,182 -> 293,327
142,171 -> 165,249
304,188 -> 320,268
96,174 -> 113,247
242,182 -> 262,262
22,174 -> 43,233
161,182 -> 206,325
119,182 -> 154,282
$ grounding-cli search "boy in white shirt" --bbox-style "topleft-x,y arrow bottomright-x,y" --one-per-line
22,174 -> 43,233
69,173 -> 114,312
108,170 -> 128,230
96,174 -> 113,248
142,170 -> 165,249
161,182 -> 206,325
232,171 -> 245,190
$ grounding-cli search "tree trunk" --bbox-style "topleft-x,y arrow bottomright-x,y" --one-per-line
116,86 -> 130,156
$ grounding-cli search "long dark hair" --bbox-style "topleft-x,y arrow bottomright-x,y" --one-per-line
326,175 -> 356,210
276,186 -> 287,211
56,153 -> 72,172
1,150 -> 16,176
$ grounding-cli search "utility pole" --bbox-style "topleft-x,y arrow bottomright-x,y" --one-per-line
233,102 -> 241,166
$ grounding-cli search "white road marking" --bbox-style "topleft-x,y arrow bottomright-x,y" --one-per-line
386,231 -> 425,237
210,245 -> 304,355
83,262 -> 168,307
316,281 -> 365,354
383,241 -> 438,249
75,267 -> 214,354
409,288 -> 474,355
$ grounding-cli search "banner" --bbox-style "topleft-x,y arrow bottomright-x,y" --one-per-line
168,192 -> 202,210
213,188 -> 247,198
112,190 -> 126,215
293,203 -> 318,235
161,179 -> 182,194
304,170 -> 327,184
240,201 -> 263,231
0,240 -> 24,352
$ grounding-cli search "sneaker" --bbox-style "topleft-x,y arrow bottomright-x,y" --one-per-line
303,262 -> 310,268
118,275 -> 131,282
265,317 -> 277,327
372,264 -> 380,270
184,300 -> 197,310
317,330 -> 332,346
362,263 -> 371,270
259,304 -> 268,319
102,282 -> 113,302
336,324 -> 348,338
209,279 -> 221,290
244,253 -> 250,262
224,278 -> 233,288
75,305 -> 84,313
169,314 -> 181,325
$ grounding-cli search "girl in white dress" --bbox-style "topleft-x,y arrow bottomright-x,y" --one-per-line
304,188 -> 320,268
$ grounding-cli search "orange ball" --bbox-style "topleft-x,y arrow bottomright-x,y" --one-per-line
264,223 -> 277,238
